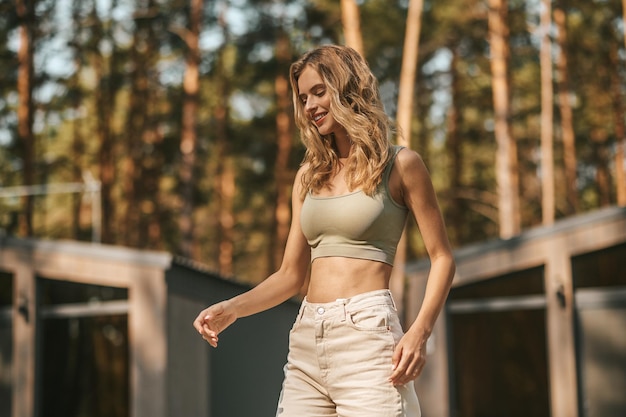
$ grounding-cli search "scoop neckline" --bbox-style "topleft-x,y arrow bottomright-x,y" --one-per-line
308,189 -> 364,200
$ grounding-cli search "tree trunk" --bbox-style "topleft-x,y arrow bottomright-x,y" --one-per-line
70,0 -> 86,240
591,129 -> 612,206
214,91 -> 234,276
610,42 -> 626,206
540,0 -> 555,225
179,0 -> 202,257
340,0 -> 363,55
395,0 -> 424,150
554,4 -> 578,214
391,0 -> 424,319
214,10 -> 235,276
124,1 -> 159,249
16,0 -> 35,236
618,0 -> 626,206
123,17 -> 143,247
271,29 -> 294,272
91,0 -> 118,244
143,124 -> 164,250
217,159 -> 235,277
446,47 -> 463,245
488,0 -> 520,238
71,106 -> 84,239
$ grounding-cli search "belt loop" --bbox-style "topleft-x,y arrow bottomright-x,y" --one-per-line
341,299 -> 347,322
388,290 -> 398,311
297,300 -> 306,322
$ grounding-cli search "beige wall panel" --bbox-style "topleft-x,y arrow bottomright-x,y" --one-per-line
544,238 -> 578,417
12,264 -> 35,417
130,269 -> 167,417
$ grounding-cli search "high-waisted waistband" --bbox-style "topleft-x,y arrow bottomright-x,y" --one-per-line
299,289 -> 397,321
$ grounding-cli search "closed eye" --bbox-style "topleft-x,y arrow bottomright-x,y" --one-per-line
313,87 -> 326,97
298,84 -> 326,105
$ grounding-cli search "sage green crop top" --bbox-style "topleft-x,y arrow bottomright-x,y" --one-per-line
300,146 -> 408,265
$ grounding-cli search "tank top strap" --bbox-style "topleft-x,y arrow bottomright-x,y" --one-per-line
382,145 -> 405,187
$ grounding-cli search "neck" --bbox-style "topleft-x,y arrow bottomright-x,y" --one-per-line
333,134 -> 352,159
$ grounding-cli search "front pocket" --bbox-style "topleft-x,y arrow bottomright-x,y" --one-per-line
346,305 -> 391,332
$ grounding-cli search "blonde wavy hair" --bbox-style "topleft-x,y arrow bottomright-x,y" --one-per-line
289,45 -> 395,198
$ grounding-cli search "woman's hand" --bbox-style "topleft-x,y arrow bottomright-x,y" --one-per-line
193,300 -> 238,348
389,330 -> 427,386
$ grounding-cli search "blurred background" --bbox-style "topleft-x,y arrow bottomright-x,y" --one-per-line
2,0 -> 625,279
1,0 -> 625,417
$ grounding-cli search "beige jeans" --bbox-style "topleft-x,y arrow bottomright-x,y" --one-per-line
276,289 -> 421,417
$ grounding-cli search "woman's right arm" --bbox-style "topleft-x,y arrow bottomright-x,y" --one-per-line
193,166 -> 311,347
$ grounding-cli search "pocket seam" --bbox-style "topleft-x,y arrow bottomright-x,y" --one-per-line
346,305 -> 392,333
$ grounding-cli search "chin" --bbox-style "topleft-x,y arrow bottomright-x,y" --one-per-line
317,128 -> 332,137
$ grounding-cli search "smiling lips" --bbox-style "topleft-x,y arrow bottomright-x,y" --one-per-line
313,112 -> 328,126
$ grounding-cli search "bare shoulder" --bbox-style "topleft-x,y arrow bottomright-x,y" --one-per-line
394,147 -> 430,179
292,163 -> 309,201
294,163 -> 310,184
386,148 -> 429,204
297,162 -> 310,174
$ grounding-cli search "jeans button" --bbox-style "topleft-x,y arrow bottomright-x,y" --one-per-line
317,307 -> 325,315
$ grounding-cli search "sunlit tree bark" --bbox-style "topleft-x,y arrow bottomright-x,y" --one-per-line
554,4 -> 578,214
391,0 -> 424,317
15,0 -> 35,236
395,0 -> 423,150
179,0 -> 202,257
540,0 -> 554,225
446,47 -> 463,244
214,10 -> 235,276
271,28 -> 294,272
488,0 -> 520,238
217,158 -> 235,277
618,0 -> 626,206
340,0 -> 363,55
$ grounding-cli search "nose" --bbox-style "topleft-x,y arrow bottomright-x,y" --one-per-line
304,96 -> 317,113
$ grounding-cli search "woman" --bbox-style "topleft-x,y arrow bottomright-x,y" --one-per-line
193,45 -> 455,417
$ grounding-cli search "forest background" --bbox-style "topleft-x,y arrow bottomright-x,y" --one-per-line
2,0 -> 625,285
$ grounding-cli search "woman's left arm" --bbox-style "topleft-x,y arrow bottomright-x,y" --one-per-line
388,148 -> 456,386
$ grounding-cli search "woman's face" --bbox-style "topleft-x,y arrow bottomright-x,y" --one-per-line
297,66 -> 348,140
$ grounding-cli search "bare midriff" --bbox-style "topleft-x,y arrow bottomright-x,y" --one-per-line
305,257 -> 392,303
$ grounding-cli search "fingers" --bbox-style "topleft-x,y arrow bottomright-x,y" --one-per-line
193,307 -> 221,348
390,360 -> 424,385
389,345 -> 425,386
204,332 -> 219,347
192,311 -> 206,335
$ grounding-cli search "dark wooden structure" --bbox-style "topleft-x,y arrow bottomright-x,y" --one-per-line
407,206 -> 626,417
0,237 -> 298,417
